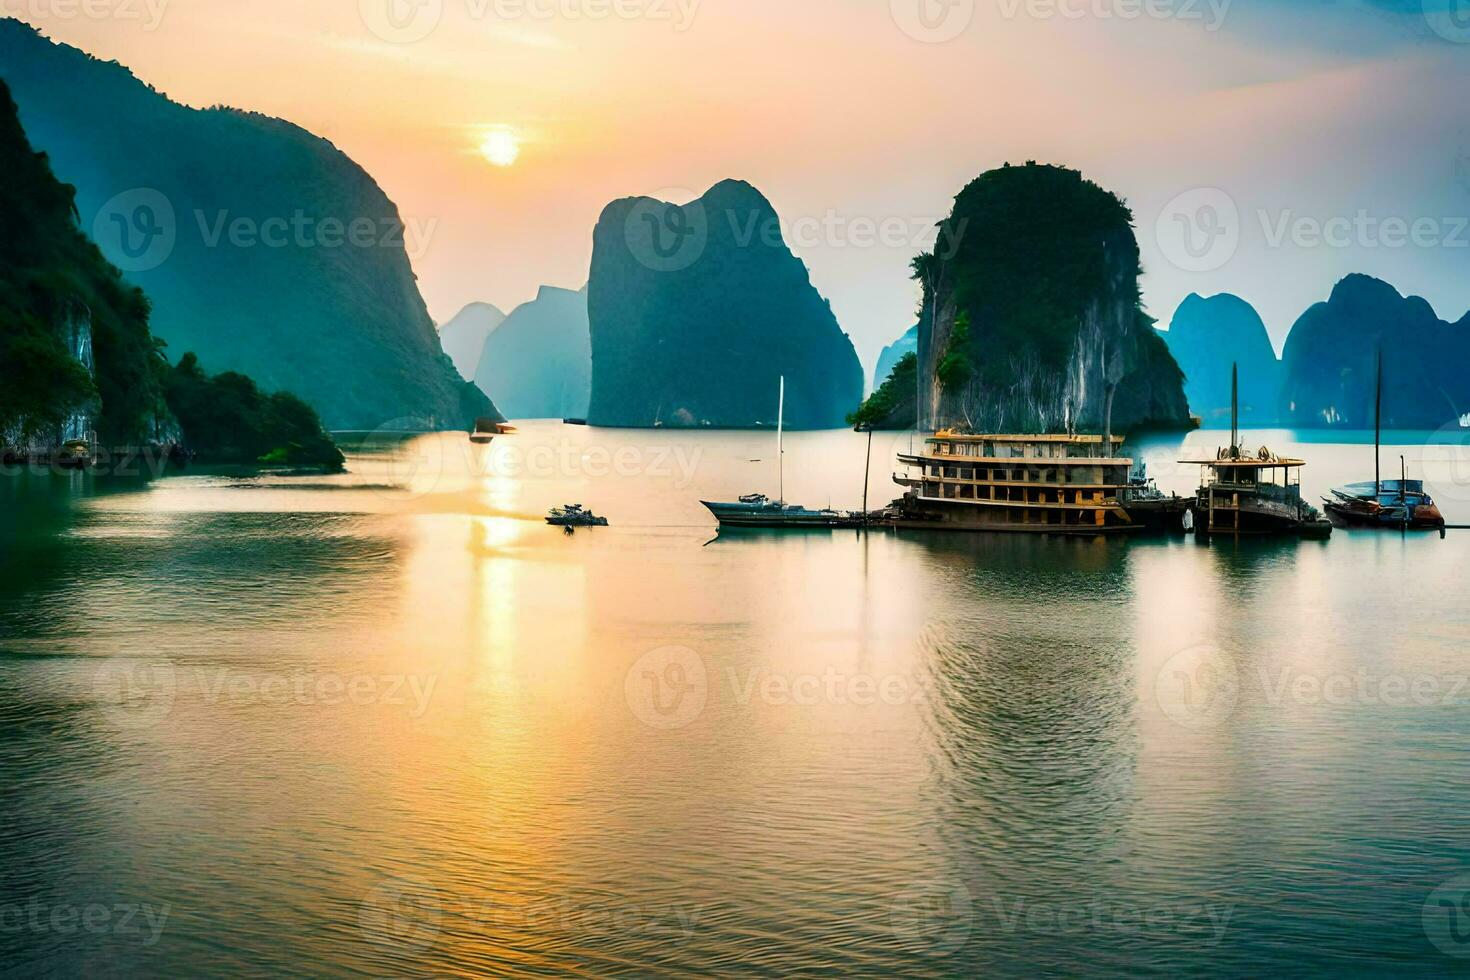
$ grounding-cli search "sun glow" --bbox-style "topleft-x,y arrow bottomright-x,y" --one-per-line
479,128 -> 521,167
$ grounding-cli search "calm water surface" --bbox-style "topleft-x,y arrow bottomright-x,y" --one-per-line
3,423 -> 1470,977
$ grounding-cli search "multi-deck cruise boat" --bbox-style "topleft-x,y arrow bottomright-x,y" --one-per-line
889,431 -> 1188,534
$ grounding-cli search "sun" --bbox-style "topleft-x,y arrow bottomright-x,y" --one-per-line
479,128 -> 521,168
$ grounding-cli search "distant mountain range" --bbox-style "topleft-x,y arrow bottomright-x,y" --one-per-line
0,18 -> 494,430
439,302 -> 505,381
874,325 -> 917,392
474,286 -> 591,420
1158,293 -> 1281,427
587,180 -> 863,429
1158,276 -> 1470,429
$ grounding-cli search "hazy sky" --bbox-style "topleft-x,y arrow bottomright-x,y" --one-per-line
12,0 -> 1470,371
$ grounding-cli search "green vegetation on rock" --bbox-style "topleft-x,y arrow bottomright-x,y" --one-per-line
163,353 -> 344,470
880,162 -> 1191,434
0,77 -> 164,446
849,352 -> 917,430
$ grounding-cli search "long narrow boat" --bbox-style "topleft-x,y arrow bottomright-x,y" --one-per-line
702,493 -> 866,529
1324,477 -> 1444,530
1321,352 -> 1445,530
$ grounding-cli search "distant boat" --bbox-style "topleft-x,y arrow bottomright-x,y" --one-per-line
1322,351 -> 1444,530
546,504 -> 608,527
470,417 -> 515,444
1181,363 -> 1331,538
702,376 -> 867,529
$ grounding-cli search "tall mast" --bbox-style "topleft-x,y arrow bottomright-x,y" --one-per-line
777,375 -> 785,505
1374,348 -> 1383,496
1230,361 -> 1239,458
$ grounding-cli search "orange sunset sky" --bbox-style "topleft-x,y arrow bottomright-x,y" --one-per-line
11,1 -> 1470,371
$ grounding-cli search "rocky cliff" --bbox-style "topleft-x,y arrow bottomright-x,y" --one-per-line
906,163 -> 1189,434
0,76 -> 339,465
0,77 -> 160,447
439,302 -> 505,381
1160,293 -> 1282,426
1279,274 -> 1470,428
473,286 -> 591,420
586,180 -> 863,429
0,19 -> 495,431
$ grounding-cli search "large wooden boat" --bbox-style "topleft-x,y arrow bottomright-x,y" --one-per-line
889,431 -> 1188,534
1182,448 -> 1331,538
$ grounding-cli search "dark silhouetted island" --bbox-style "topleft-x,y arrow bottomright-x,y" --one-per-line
1280,274 -> 1470,428
473,286 -> 591,421
586,180 -> 863,429
0,19 -> 495,431
1159,293 -> 1282,427
857,162 -> 1190,433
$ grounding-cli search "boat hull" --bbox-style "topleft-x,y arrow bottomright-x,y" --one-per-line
702,501 -> 865,529
1322,480 -> 1445,530
1194,487 -> 1330,538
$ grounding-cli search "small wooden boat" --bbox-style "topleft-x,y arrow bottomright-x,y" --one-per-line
1321,352 -> 1444,531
